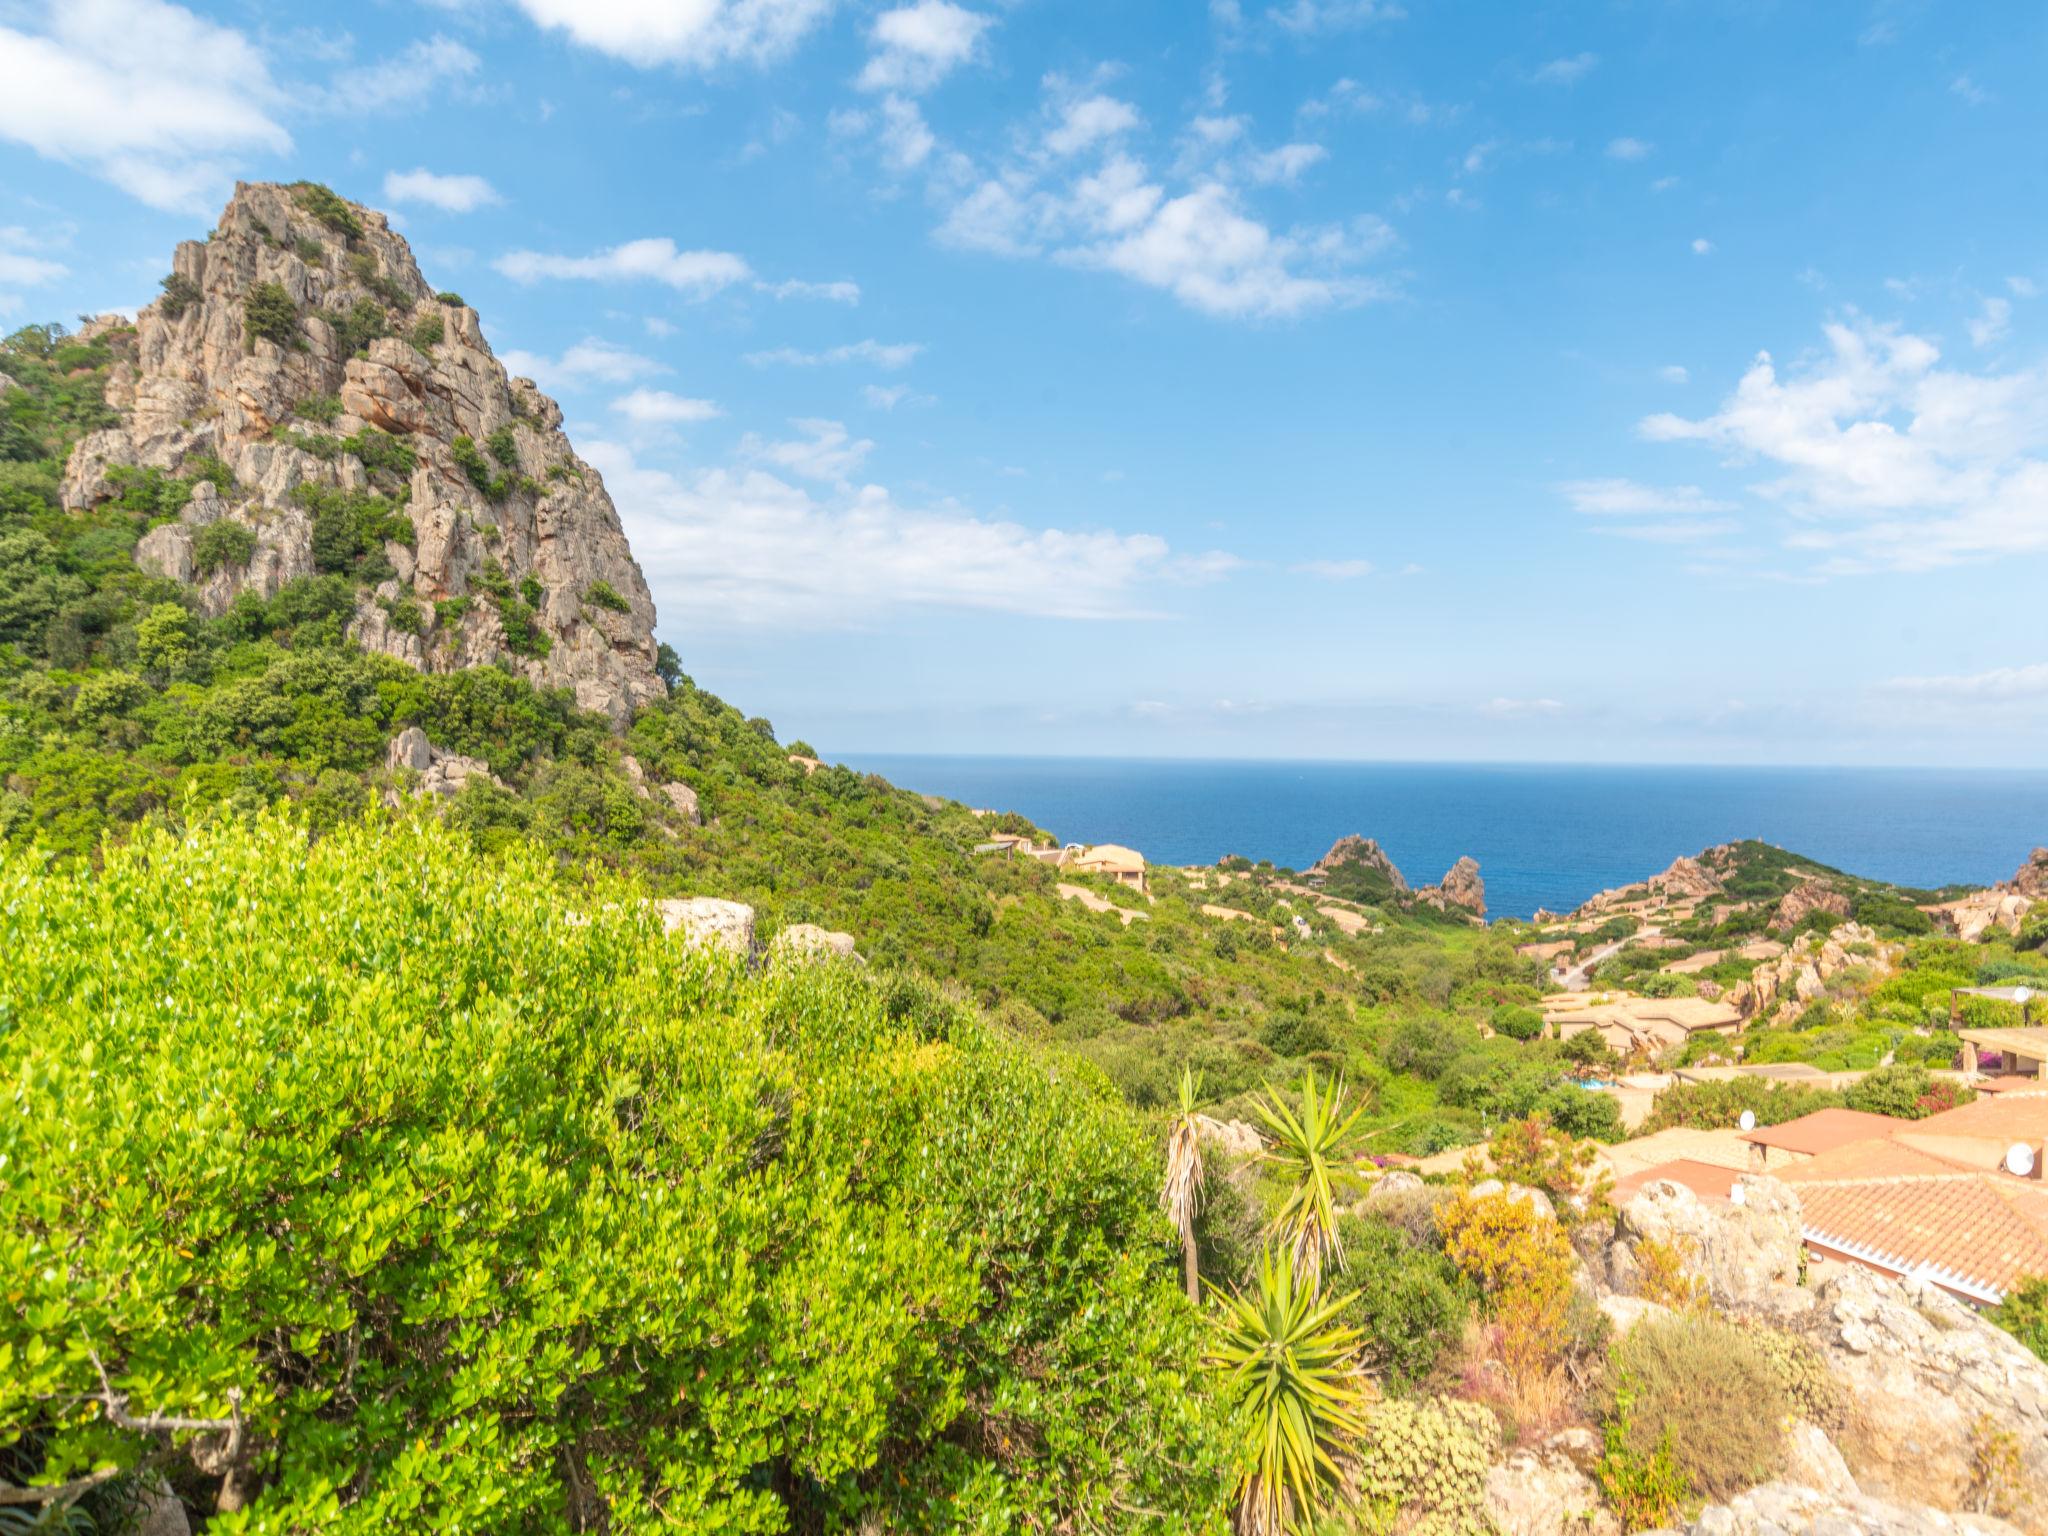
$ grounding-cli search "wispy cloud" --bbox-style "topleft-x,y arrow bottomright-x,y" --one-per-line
1558,478 -> 1736,515
508,0 -> 836,70
857,1 -> 993,94
494,238 -> 753,298
383,167 -> 502,213
1292,558 -> 1373,579
1532,52 -> 1598,85
499,337 -> 665,387
744,338 -> 923,369
1605,137 -> 1653,162
1480,697 -> 1564,718
610,388 -> 721,424
757,277 -> 861,303
1883,662 -> 2048,699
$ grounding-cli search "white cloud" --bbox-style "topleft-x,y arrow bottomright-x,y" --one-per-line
744,338 -> 923,369
2010,276 -> 2040,300
1650,175 -> 1679,193
588,439 -> 1237,627
758,277 -> 861,303
1659,364 -> 1690,384
1045,94 -> 1142,157
509,0 -> 836,70
1268,1 -> 1407,35
1950,74 -> 1992,107
0,231 -> 67,286
383,167 -> 502,213
611,388 -> 721,424
323,34 -> 479,113
499,337 -> 664,387
1558,478 -> 1737,515
1633,313 -> 2048,571
877,94 -> 935,169
1605,137 -> 1653,161
0,0 -> 290,213
1293,558 -> 1373,579
741,417 -> 873,482
1969,296 -> 2012,348
1246,142 -> 1327,186
857,1 -> 992,93
863,382 -> 933,409
1480,697 -> 1564,718
1691,237 -> 1715,255
1883,662 -> 2048,699
494,238 -> 752,297
1532,52 -> 1598,85
644,316 -> 676,337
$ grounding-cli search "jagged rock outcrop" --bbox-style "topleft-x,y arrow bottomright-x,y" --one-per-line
1770,878 -> 1853,933
1192,1116 -> 1263,1156
1600,1176 -> 1806,1316
1308,834 -> 1408,891
1729,922 -> 1899,1020
620,755 -> 702,826
656,897 -> 756,958
1679,1483 -> 2024,1536
1574,844 -> 1738,917
1928,848 -> 2046,939
67,181 -> 665,724
2014,847 -> 2048,899
1416,855 -> 1487,919
385,726 -> 500,799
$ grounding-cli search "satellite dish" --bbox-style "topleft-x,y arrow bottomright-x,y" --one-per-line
2007,1143 -> 2037,1178
1739,1109 -> 1757,1132
2015,986 -> 2034,1005
1730,1184 -> 1748,1207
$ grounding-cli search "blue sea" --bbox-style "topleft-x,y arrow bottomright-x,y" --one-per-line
839,757 -> 2048,919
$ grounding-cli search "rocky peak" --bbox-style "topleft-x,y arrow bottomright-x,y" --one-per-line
1769,877 -> 1853,933
1416,855 -> 1487,919
62,181 -> 665,724
2009,846 -> 2048,899
1309,834 -> 1409,891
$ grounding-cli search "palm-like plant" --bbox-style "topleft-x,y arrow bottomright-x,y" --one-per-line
1160,1064 -> 1206,1301
1252,1069 -> 1368,1288
1209,1247 -> 1371,1536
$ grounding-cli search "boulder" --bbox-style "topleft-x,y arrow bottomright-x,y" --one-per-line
1596,1293 -> 1676,1335
660,781 -> 702,826
1604,1176 -> 1806,1316
2013,847 -> 2048,900
1416,855 -> 1487,919
1680,1483 -> 2024,1536
1484,1427 -> 1619,1536
1781,1419 -> 1859,1501
1192,1116 -> 1263,1156
384,727 -> 502,799
773,923 -> 860,961
656,897 -> 756,958
133,1478 -> 192,1536
1798,1267 -> 2048,1525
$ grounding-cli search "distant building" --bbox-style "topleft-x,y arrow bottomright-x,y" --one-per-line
1069,843 -> 1148,892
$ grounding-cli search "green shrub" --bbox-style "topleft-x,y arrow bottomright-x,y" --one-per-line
294,393 -> 343,424
291,180 -> 362,237
1353,1396 -> 1499,1530
157,272 -> 201,319
1491,1003 -> 1544,1041
243,281 -> 298,348
1333,1213 -> 1470,1387
452,435 -> 514,500
519,573 -> 543,608
1742,1322 -> 1844,1428
191,519 -> 256,575
324,296 -> 388,358
1992,1276 -> 2048,1363
486,424 -> 520,467
1597,1376 -> 1693,1531
295,236 -> 325,264
408,312 -> 444,352
1605,1311 -> 1787,1499
435,290 -> 465,306
1642,1077 -> 1844,1133
0,811 -> 1233,1531
348,250 -> 412,311
345,426 -> 416,480
1846,1063 -> 1971,1119
583,579 -> 630,613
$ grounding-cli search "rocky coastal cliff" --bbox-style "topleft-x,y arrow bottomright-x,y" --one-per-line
63,181 -> 664,723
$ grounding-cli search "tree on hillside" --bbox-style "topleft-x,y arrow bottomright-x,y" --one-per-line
1253,1069 -> 1369,1287
1162,1065 -> 1208,1302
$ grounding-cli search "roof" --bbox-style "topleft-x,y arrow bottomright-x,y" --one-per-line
1796,1174 -> 2048,1300
1546,996 -> 1744,1035
1777,1137 -> 1980,1183
1907,1091 -> 2048,1142
1739,1107 -> 1908,1156
1071,843 -> 1145,872
1613,1159 -> 1742,1204
1955,1026 -> 2048,1060
1597,1126 -> 1754,1181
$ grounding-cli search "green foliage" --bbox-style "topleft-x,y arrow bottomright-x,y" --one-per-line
435,291 -> 465,306
0,811 -> 1234,1533
191,518 -> 256,576
1991,1276 -> 2048,1364
1253,1069 -> 1368,1283
295,236 -> 325,264
157,272 -> 201,319
1491,1002 -> 1544,1041
1332,1213 -> 1469,1388
345,426 -> 416,480
1742,1322 -> 1843,1428
452,434 -> 516,500
1845,1063 -> 1971,1119
584,578 -> 630,613
134,602 -> 195,677
407,312 -> 444,352
486,424 -> 520,468
322,296 -> 388,358
347,250 -> 412,310
295,483 -> 412,580
1596,1377 -> 1693,1532
1605,1311 -> 1787,1500
1641,1076 -> 1846,1133
1353,1396 -> 1500,1533
291,180 -> 362,237
295,392 -> 343,423
243,281 -> 298,348
1208,1248 -> 1368,1536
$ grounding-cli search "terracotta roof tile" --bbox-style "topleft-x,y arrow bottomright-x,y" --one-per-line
1796,1174 -> 2048,1296
1738,1107 -> 1907,1156
1613,1159 -> 1741,1204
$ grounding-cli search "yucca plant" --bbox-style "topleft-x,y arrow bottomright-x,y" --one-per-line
1160,1064 -> 1207,1301
1209,1248 -> 1371,1536
1252,1068 -> 1368,1287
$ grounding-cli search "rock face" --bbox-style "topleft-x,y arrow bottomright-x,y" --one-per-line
1484,1427 -> 1618,1536
1798,1267 -> 2048,1525
385,726 -> 501,798
68,181 -> 665,725
1928,848 -> 2046,940
772,923 -> 860,961
1770,878 -> 1854,933
1192,1116 -> 1264,1156
1680,1483 -> 2025,1536
1575,844 -> 1738,917
1416,856 -> 1487,919
1601,1176 -> 1806,1316
656,897 -> 757,958
2013,847 -> 2048,899
1308,834 -> 1408,891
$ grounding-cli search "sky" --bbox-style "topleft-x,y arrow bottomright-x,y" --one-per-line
3,0 -> 2047,766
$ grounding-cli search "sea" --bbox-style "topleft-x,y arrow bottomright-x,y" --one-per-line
838,757 -> 2048,920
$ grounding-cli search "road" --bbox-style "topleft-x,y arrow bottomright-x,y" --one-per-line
1559,926 -> 1660,990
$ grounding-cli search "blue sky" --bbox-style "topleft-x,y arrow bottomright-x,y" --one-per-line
4,0 -> 2047,765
